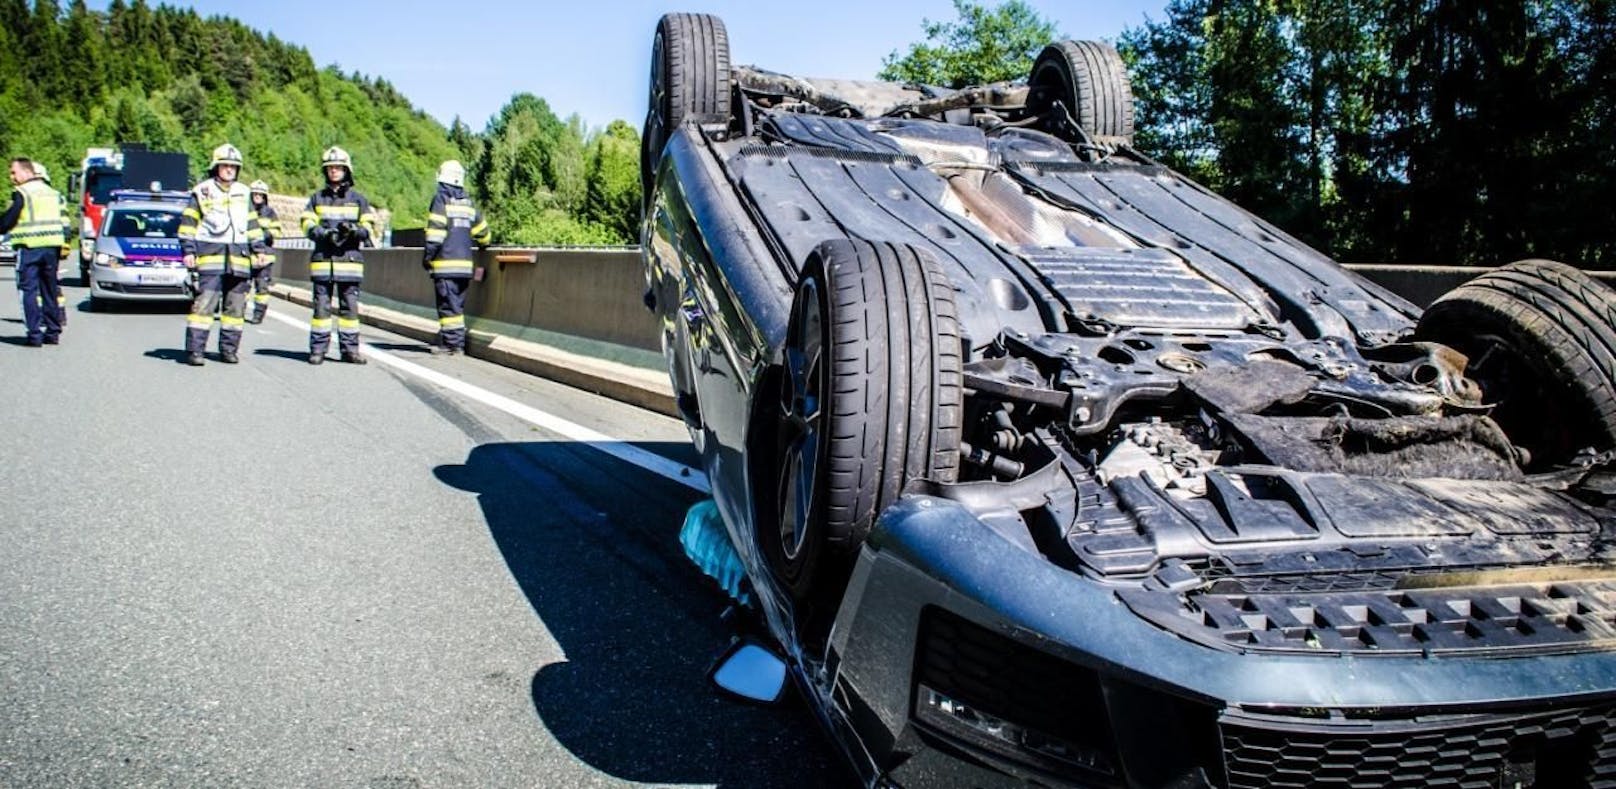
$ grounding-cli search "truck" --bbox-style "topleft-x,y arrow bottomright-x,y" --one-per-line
69,144 -> 189,283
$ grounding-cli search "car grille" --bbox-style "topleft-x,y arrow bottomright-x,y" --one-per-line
1222,704 -> 1616,788
99,282 -> 188,296
915,608 -> 1122,783
1120,579 -> 1616,657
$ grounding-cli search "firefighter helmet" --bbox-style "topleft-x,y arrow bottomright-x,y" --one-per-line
209,143 -> 244,171
321,146 -> 353,176
32,162 -> 49,183
249,179 -> 271,196
436,160 -> 465,188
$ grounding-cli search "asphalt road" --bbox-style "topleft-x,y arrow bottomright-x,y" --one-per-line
0,269 -> 842,787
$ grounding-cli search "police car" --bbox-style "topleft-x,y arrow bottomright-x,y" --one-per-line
85,189 -> 193,310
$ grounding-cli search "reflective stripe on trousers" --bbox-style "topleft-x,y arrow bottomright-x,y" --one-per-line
310,280 -> 361,356
185,272 -> 251,355
434,277 -> 471,350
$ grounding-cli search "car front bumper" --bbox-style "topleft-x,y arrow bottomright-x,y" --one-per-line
821,495 -> 1616,788
90,263 -> 192,301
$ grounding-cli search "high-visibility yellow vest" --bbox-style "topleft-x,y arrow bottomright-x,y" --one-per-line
12,179 -> 65,248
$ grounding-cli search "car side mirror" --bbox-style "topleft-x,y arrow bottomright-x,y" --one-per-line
708,638 -> 788,705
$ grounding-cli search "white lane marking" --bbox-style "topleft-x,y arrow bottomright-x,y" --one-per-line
263,310 -> 710,494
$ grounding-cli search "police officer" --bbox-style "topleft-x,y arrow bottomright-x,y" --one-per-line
178,143 -> 268,366
34,162 -> 72,326
423,160 -> 490,355
247,179 -> 279,324
0,158 -> 66,346
300,146 -> 376,365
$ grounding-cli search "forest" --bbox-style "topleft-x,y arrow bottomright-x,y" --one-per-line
1119,0 -> 1614,267
0,0 -> 639,240
4,0 -> 1610,263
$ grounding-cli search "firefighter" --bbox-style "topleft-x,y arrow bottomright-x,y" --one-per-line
247,179 -> 279,324
301,146 -> 376,365
178,143 -> 268,366
422,160 -> 490,355
1,157 -> 66,346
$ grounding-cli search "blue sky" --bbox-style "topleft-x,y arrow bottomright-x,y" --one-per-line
94,1 -> 1168,133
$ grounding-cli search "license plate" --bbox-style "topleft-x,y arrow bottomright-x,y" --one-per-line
137,271 -> 182,285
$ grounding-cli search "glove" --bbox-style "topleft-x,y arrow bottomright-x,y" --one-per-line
354,224 -> 371,242
310,226 -> 329,243
421,253 -> 433,272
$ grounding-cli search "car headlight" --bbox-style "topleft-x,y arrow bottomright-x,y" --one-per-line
94,253 -> 120,268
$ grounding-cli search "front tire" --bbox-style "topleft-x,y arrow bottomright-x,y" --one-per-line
1417,259 -> 1616,468
766,240 -> 963,608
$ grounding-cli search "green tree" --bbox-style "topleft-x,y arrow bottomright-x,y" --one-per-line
583,120 -> 642,242
878,0 -> 1059,87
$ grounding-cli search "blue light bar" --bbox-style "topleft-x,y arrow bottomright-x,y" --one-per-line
109,188 -> 190,204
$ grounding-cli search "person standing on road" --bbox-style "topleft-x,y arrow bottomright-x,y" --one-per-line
423,160 -> 490,355
178,143 -> 268,366
0,158 -> 66,347
301,146 -> 376,365
32,162 -> 72,327
247,179 -> 279,324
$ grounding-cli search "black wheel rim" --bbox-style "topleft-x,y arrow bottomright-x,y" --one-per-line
778,278 -> 824,564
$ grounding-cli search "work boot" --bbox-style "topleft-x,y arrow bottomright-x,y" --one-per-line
42,336 -> 59,345
429,344 -> 451,355
342,351 -> 367,365
448,347 -> 462,356
220,351 -> 239,364
308,353 -> 324,366
185,352 -> 205,366
246,313 -> 263,325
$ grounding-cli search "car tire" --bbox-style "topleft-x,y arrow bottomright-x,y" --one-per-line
642,12 -> 731,208
1028,40 -> 1135,147
766,240 -> 963,608
1417,258 -> 1616,468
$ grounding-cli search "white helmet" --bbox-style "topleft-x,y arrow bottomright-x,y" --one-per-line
33,162 -> 49,183
249,179 -> 270,196
321,146 -> 353,177
210,143 -> 244,171
436,160 -> 466,188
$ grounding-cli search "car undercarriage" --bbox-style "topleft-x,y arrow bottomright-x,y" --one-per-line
641,13 -> 1616,787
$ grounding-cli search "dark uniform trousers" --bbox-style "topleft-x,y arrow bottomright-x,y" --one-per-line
15,247 -> 63,343
186,266 -> 252,356
435,278 -> 470,349
310,279 -> 362,357
250,255 -> 275,322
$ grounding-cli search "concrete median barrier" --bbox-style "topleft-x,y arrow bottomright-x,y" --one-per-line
270,247 -> 1616,416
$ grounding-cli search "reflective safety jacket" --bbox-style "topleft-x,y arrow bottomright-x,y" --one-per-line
301,185 -> 377,282
254,204 -> 280,248
423,184 -> 490,279
179,178 -> 266,276
8,178 -> 66,249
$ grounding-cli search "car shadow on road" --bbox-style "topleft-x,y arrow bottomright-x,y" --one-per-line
434,441 -> 843,788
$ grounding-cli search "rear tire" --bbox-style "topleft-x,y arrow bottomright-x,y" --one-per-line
641,13 -> 731,209
765,240 -> 963,611
1417,259 -> 1616,468
1028,40 -> 1135,147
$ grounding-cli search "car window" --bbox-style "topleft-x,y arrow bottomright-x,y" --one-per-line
105,209 -> 181,238
87,172 -> 124,204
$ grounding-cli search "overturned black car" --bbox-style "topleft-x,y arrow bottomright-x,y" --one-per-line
641,12 -> 1616,788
